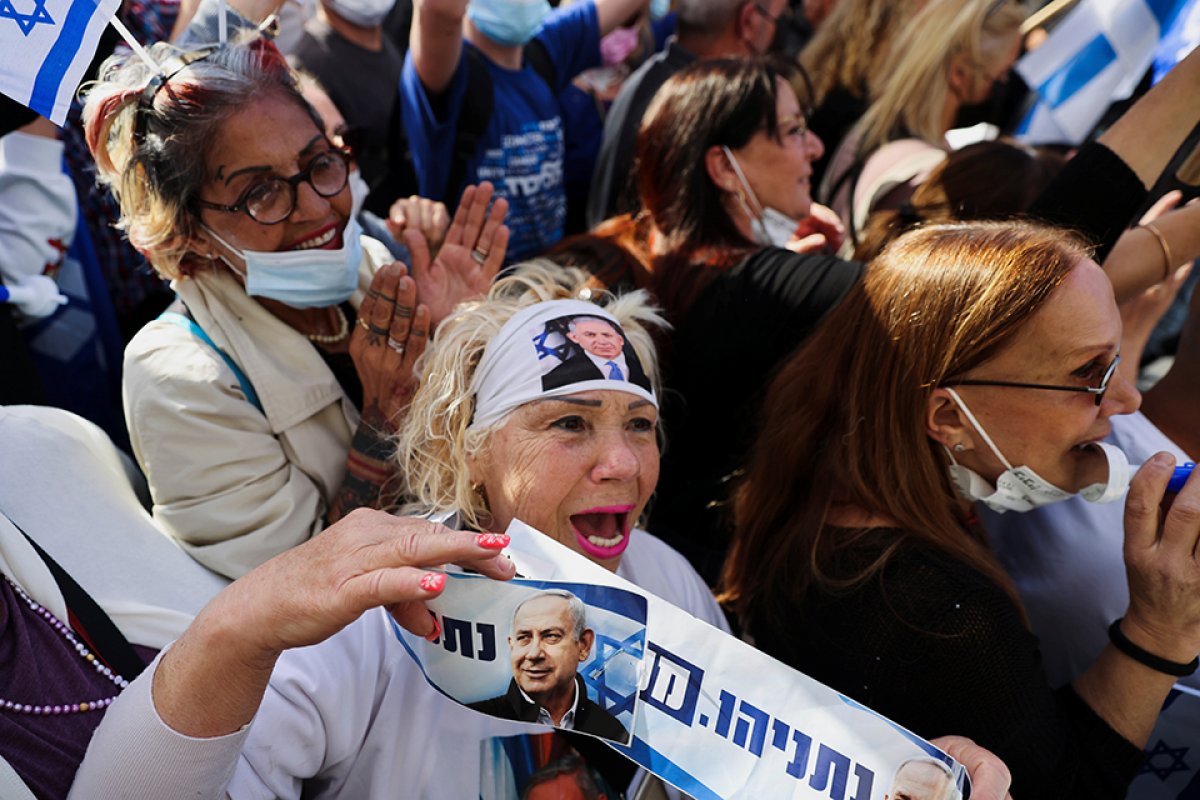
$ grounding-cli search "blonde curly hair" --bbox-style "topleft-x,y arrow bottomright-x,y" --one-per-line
397,260 -> 666,531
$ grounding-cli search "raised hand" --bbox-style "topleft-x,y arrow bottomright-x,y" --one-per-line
407,182 -> 509,328
387,195 -> 451,258
350,261 -> 431,424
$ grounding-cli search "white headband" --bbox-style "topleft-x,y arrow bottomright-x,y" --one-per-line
469,299 -> 657,430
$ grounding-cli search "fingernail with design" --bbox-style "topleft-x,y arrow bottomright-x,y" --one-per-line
419,572 -> 446,593
424,610 -> 442,642
477,532 -> 510,549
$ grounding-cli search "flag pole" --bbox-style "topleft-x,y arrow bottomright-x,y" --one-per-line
1022,0 -> 1079,35
109,16 -> 162,73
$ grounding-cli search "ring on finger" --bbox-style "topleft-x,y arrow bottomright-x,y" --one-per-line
357,317 -> 371,332
471,247 -> 489,264
365,321 -> 389,336
386,337 -> 406,355
367,289 -> 396,303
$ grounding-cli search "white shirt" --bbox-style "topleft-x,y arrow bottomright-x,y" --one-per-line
70,530 -> 728,799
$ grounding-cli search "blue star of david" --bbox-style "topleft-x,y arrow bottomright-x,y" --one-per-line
0,0 -> 55,36
585,630 -> 644,718
1140,739 -> 1190,781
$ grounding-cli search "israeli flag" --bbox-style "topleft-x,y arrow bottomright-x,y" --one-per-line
1018,0 -> 1192,144
1153,0 -> 1200,81
0,0 -> 121,125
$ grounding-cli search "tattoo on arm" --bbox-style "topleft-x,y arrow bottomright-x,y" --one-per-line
327,403 -> 400,523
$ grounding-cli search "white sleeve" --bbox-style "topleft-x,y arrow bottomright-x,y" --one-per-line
68,654 -> 251,800
0,131 -> 76,284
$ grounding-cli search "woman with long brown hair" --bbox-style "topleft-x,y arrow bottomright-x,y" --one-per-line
724,221 -> 1200,798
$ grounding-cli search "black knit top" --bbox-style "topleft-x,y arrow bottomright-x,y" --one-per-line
748,529 -> 1144,799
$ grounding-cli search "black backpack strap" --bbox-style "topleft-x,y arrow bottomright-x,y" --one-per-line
523,38 -> 558,92
12,519 -> 148,681
443,41 -> 557,205
445,46 -> 496,204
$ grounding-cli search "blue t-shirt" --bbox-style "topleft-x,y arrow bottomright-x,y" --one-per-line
400,1 -> 601,262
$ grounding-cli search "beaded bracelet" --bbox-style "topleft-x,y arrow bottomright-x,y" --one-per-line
1142,222 -> 1174,282
1108,618 -> 1199,677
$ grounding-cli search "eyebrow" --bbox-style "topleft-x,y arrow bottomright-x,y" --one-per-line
628,399 -> 654,410
1066,342 -> 1117,357
531,397 -> 603,408
220,134 -> 326,186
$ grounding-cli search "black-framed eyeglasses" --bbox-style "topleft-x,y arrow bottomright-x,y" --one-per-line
943,352 -> 1121,407
193,149 -> 350,225
753,2 -> 794,25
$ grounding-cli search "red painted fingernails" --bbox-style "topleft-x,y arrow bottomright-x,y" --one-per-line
424,611 -> 442,642
419,572 -> 446,593
476,533 -> 510,549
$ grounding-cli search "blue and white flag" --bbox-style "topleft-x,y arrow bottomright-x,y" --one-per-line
0,0 -> 121,125
1153,0 -> 1200,81
1127,684 -> 1200,798
1017,0 -> 1191,145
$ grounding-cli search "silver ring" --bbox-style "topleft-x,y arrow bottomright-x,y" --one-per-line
471,247 -> 488,264
386,337 -> 406,355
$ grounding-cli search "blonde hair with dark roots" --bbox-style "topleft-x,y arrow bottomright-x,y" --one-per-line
82,35 -> 320,280
397,260 -> 666,531
854,0 -> 1025,154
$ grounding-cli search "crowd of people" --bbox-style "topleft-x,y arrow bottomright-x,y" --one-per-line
3,0 -> 1200,798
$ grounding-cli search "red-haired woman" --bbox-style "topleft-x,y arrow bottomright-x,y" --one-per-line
724,221 -> 1200,798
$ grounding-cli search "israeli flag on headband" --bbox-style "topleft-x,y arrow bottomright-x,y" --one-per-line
0,0 -> 121,125
1017,0 -> 1192,145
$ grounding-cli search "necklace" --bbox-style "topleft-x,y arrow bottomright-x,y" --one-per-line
1,576 -> 129,715
307,306 -> 349,344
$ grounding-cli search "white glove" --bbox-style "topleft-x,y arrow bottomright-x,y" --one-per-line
1,274 -> 68,318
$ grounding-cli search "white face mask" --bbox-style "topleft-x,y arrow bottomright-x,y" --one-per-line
721,146 -> 800,249
324,0 -> 395,27
943,387 -> 1131,513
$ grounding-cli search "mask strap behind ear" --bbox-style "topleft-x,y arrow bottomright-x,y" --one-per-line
943,387 -> 1014,471
720,145 -> 765,218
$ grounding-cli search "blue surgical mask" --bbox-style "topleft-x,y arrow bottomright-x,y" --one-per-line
650,0 -> 670,20
468,0 -> 551,46
206,217 -> 364,309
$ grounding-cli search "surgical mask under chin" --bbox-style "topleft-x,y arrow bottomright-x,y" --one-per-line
205,217 -> 363,309
721,145 -> 800,249
943,387 -> 1131,513
324,0 -> 395,27
468,0 -> 550,46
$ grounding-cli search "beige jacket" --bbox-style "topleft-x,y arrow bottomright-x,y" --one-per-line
123,239 -> 393,579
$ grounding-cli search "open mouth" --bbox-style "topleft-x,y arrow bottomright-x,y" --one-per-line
569,505 -> 635,560
288,223 -> 340,251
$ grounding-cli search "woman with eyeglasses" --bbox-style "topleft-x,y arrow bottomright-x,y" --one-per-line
83,36 -> 509,579
723,221 -> 1200,799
